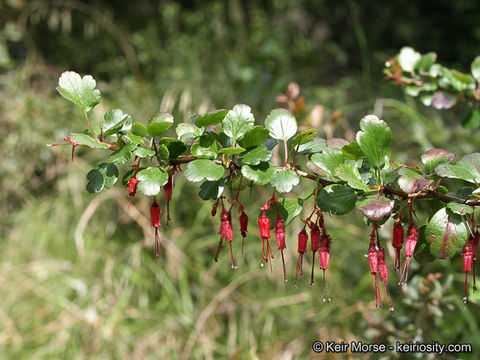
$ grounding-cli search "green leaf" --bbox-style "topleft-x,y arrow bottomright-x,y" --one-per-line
463,109 -> 480,130
176,123 -> 201,142
270,169 -> 299,193
297,139 -> 326,155
290,129 -> 318,147
218,147 -> 245,155
311,148 -> 344,179
425,208 -> 469,259
156,144 -> 170,163
136,167 -> 168,197
446,203 -> 473,216
132,122 -> 147,137
222,104 -> 255,142
398,47 -> 421,72
357,195 -> 394,221
238,126 -> 270,148
86,163 -> 118,193
103,109 -> 132,135
341,141 -> 364,160
124,132 -> 144,145
421,149 -> 455,173
435,153 -> 480,183
334,164 -> 370,192
109,143 -> 136,165
134,147 -> 155,158
415,52 -> 437,72
414,226 -> 436,264
241,162 -> 276,185
56,71 -> 101,112
184,159 -> 224,182
69,133 -> 110,149
356,114 -> 391,168
238,145 -> 272,165
265,198 -> 304,227
264,108 -> 297,141
199,179 -> 225,200
191,133 -> 217,159
471,56 -> 480,81
160,137 -> 187,159
147,113 -> 174,137
397,167 -> 432,193
317,184 -> 357,215
194,109 -> 228,128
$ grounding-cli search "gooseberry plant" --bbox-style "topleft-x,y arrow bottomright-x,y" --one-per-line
50,61 -> 480,311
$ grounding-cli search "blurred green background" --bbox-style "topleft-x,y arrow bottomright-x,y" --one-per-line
1,0 -> 480,359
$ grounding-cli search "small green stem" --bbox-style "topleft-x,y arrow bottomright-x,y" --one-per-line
284,140 -> 288,165
83,110 -> 99,141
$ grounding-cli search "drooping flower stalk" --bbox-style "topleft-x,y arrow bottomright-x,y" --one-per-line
295,228 -> 308,284
392,216 -> 404,272
239,205 -> 248,254
377,247 -> 394,311
462,238 -> 474,303
150,197 -> 162,259
163,171 -> 174,222
275,215 -> 287,282
367,223 -> 381,308
309,220 -> 320,286
473,230 -> 479,291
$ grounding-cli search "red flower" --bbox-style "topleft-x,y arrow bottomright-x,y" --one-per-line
318,232 -> 332,302
367,245 -> 381,308
462,238 -> 474,303
163,172 -> 174,221
275,216 -> 287,282
399,224 -> 418,285
392,217 -> 404,271
377,247 -> 393,311
295,228 -> 309,284
150,197 -> 162,259
215,205 -> 237,269
309,221 -> 320,285
258,210 -> 273,271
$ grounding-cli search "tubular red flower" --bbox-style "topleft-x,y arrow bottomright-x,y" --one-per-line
377,247 -> 394,311
392,217 -> 404,271
150,197 -> 162,259
367,245 -> 381,308
463,239 -> 474,303
275,216 -> 287,282
318,232 -> 332,302
163,173 -> 174,221
258,211 -> 273,271
128,176 -> 139,197
295,228 -> 309,284
215,206 -> 237,269
309,221 -> 320,285
399,224 -> 418,285
473,231 -> 479,291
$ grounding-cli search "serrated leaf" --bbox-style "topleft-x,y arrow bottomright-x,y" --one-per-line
421,149 -> 455,173
222,104 -> 255,142
56,71 -> 101,112
195,109 -> 228,128
86,163 -> 118,193
238,146 -> 272,165
356,114 -> 391,168
134,147 -> 155,158
291,129 -> 318,147
109,143 -> 136,165
357,195 -> 394,221
335,163 -> 370,192
184,160 -> 224,182
446,203 -> 473,216
311,148 -> 344,179
238,126 -> 270,148
103,109 -> 132,135
397,167 -> 432,193
136,167 -> 168,196
425,207 -> 468,259
270,169 -> 299,193
317,184 -> 357,215
160,137 -> 187,159
147,113 -> 174,137
241,162 -> 276,185
264,108 -> 297,141
297,138 -> 326,155
341,141 -> 364,160
472,56 -> 480,81
69,133 -> 110,149
132,122 -> 147,137
218,147 -> 245,155
199,179 -> 225,200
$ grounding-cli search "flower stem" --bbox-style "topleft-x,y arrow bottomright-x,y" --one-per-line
83,110 -> 99,141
